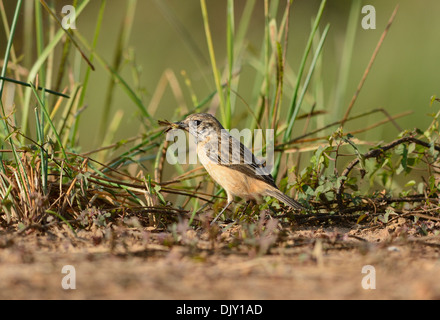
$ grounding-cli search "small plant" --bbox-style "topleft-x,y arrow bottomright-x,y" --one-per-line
236,212 -> 280,256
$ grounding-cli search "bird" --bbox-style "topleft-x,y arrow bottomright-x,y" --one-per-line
170,113 -> 304,224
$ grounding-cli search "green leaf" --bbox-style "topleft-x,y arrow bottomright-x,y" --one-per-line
395,144 -> 408,173
378,209 -> 392,223
404,180 -> 416,188
407,142 -> 416,154
154,185 -> 166,204
357,213 -> 368,224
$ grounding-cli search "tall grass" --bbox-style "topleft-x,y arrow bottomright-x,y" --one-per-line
99,0 -> 137,141
1,0 -> 428,232
0,0 -> 346,227
0,0 -> 162,230
200,0 -> 228,128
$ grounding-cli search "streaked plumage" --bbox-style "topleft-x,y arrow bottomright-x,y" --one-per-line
174,113 -> 304,224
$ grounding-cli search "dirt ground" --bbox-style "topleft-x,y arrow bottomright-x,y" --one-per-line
0,214 -> 439,300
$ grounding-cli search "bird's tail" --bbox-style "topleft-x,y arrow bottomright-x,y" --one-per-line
265,188 -> 304,210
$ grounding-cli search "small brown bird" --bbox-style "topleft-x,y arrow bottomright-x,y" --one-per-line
172,113 -> 304,224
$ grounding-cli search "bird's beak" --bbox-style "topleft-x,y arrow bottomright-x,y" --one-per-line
173,121 -> 188,131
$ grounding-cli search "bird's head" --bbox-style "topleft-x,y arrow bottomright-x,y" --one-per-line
174,113 -> 224,143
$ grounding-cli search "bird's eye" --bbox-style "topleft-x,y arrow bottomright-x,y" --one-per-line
194,120 -> 202,127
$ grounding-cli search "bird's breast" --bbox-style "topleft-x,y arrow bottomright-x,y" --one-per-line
197,145 -> 267,202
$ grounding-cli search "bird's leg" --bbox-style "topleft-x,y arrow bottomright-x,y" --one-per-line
211,200 -> 233,226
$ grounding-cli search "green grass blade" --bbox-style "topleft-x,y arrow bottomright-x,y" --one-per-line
30,84 -> 68,161
290,24 -> 330,130
71,0 -> 107,148
200,0 -> 227,127
0,0 -> 23,185
39,0 -> 95,71
273,22 -> 330,179
271,0 -> 327,180
21,0 -> 90,140
46,210 -> 77,236
226,0 -> 235,126
284,0 -> 327,137
56,84 -> 81,139
54,0 -> 78,93
0,0 -> 24,107
35,107 -> 47,195
0,0 -> 23,101
23,0 -> 34,69
99,0 -> 137,141
35,0 -> 46,86
0,0 -> 30,203
74,31 -> 152,122
0,76 -> 70,98
333,0 -> 362,119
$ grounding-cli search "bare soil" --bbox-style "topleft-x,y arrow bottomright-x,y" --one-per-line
0,214 -> 439,300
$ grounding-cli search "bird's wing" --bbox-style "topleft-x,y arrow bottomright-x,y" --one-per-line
201,130 -> 277,189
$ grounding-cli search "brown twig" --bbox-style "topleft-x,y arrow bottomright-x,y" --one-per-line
341,5 -> 399,125
277,108 -> 407,150
39,0 -> 95,71
81,135 -> 143,156
347,111 -> 411,136
337,136 -> 440,210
